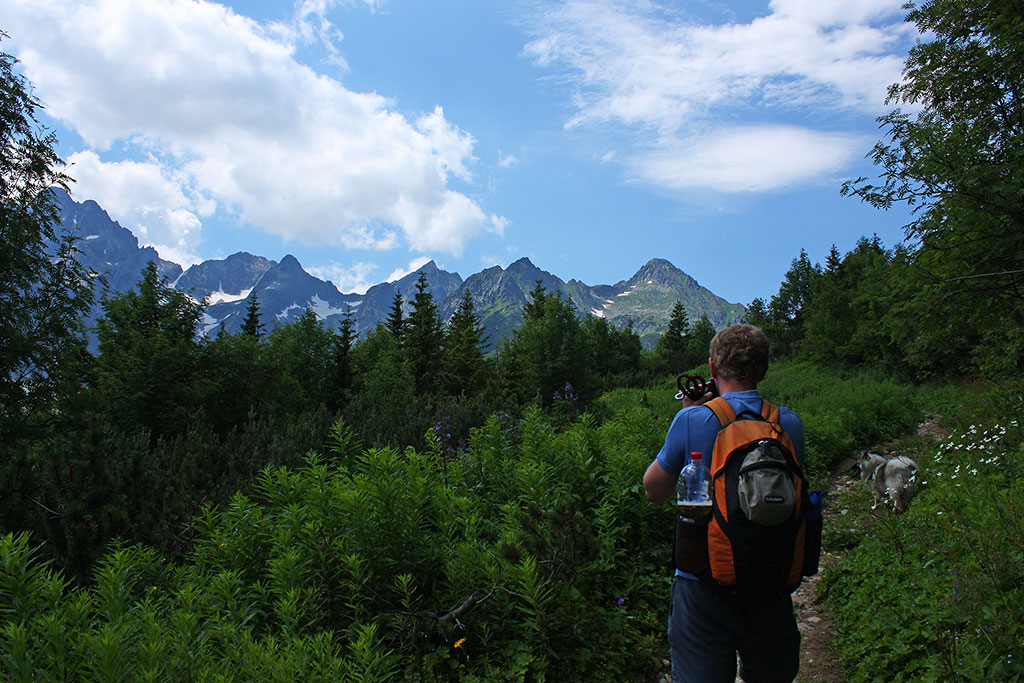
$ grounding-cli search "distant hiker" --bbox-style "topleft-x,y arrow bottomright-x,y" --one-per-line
643,324 -> 808,683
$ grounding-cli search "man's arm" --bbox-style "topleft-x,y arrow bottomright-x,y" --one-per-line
644,392 -> 711,503
644,458 -> 676,503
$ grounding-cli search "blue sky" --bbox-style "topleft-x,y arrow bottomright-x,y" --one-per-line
5,0 -> 918,305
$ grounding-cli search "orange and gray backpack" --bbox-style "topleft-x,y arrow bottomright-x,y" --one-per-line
673,396 -> 821,597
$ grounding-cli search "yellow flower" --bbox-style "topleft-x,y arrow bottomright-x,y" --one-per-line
453,637 -> 467,649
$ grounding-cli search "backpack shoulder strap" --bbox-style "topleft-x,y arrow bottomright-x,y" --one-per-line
706,396 -> 735,427
760,399 -> 780,423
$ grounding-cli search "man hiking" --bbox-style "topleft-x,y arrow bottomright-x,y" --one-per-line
643,324 -> 807,683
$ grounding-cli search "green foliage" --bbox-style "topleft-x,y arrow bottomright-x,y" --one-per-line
240,293 -> 264,340
326,306 -> 357,413
0,40 -> 95,428
843,0 -> 1024,292
262,308 -> 335,414
385,290 -> 404,339
582,315 -> 644,391
406,271 -> 444,396
442,288 -> 490,395
760,361 -> 923,480
344,325 -> 421,447
820,385 -> 1024,681
94,261 -> 205,441
499,284 -> 596,407
498,283 -> 645,410
687,313 -> 715,368
654,300 -> 689,373
0,406 -> 673,680
839,0 -> 1024,378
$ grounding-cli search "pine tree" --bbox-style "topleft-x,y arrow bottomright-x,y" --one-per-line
655,300 -> 690,371
327,306 -> 357,412
263,308 -> 335,413
94,261 -> 205,441
688,313 -> 717,368
766,249 -> 820,356
825,245 -> 842,276
442,288 -> 488,395
744,298 -> 770,329
385,290 -> 404,339
499,288 -> 591,407
240,293 -> 264,339
405,272 -> 443,395
523,280 -> 548,322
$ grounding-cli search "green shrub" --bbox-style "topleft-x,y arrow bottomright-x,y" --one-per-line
0,407 -> 673,681
820,387 -> 1024,681
761,361 -> 923,479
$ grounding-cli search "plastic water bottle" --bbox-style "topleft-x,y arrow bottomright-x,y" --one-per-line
677,451 -> 712,522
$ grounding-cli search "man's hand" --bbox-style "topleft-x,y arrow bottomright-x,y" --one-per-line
682,390 -> 714,408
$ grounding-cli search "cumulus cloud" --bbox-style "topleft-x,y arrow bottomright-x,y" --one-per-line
68,150 -> 206,265
307,259 -> 378,294
386,256 -> 433,283
5,0 -> 499,256
521,0 -> 914,192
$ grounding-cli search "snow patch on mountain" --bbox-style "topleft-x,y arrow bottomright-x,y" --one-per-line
201,312 -> 220,336
208,287 -> 254,305
309,294 -> 346,319
277,303 -> 303,320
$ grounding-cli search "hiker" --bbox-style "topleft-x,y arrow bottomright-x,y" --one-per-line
643,324 -> 807,683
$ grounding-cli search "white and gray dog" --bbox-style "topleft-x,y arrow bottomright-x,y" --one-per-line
855,452 -> 918,513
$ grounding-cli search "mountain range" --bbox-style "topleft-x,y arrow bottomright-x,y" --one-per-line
53,189 -> 746,349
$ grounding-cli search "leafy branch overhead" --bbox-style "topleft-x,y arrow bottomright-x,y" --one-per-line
842,0 -> 1024,298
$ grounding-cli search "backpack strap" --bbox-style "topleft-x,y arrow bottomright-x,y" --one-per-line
706,396 -> 735,427
709,396 -> 778,426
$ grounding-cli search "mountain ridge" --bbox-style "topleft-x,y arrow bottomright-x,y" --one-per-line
53,189 -> 746,348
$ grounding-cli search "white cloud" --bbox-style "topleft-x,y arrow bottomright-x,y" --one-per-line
6,0 -> 499,256
386,256 -> 433,283
67,150 -> 205,265
633,125 -> 865,192
498,153 -> 518,168
521,0 -> 914,192
307,260 -> 378,294
489,213 -> 510,237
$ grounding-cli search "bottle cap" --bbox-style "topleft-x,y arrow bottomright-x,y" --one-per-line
690,451 -> 702,460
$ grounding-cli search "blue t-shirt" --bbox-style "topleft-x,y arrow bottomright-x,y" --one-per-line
656,390 -> 806,579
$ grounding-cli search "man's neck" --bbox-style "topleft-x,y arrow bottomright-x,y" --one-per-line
716,378 -> 756,394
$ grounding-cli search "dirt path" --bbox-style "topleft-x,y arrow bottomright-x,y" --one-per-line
793,470 -> 858,683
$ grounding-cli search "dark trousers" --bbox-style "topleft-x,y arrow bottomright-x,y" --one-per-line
668,576 -> 800,683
